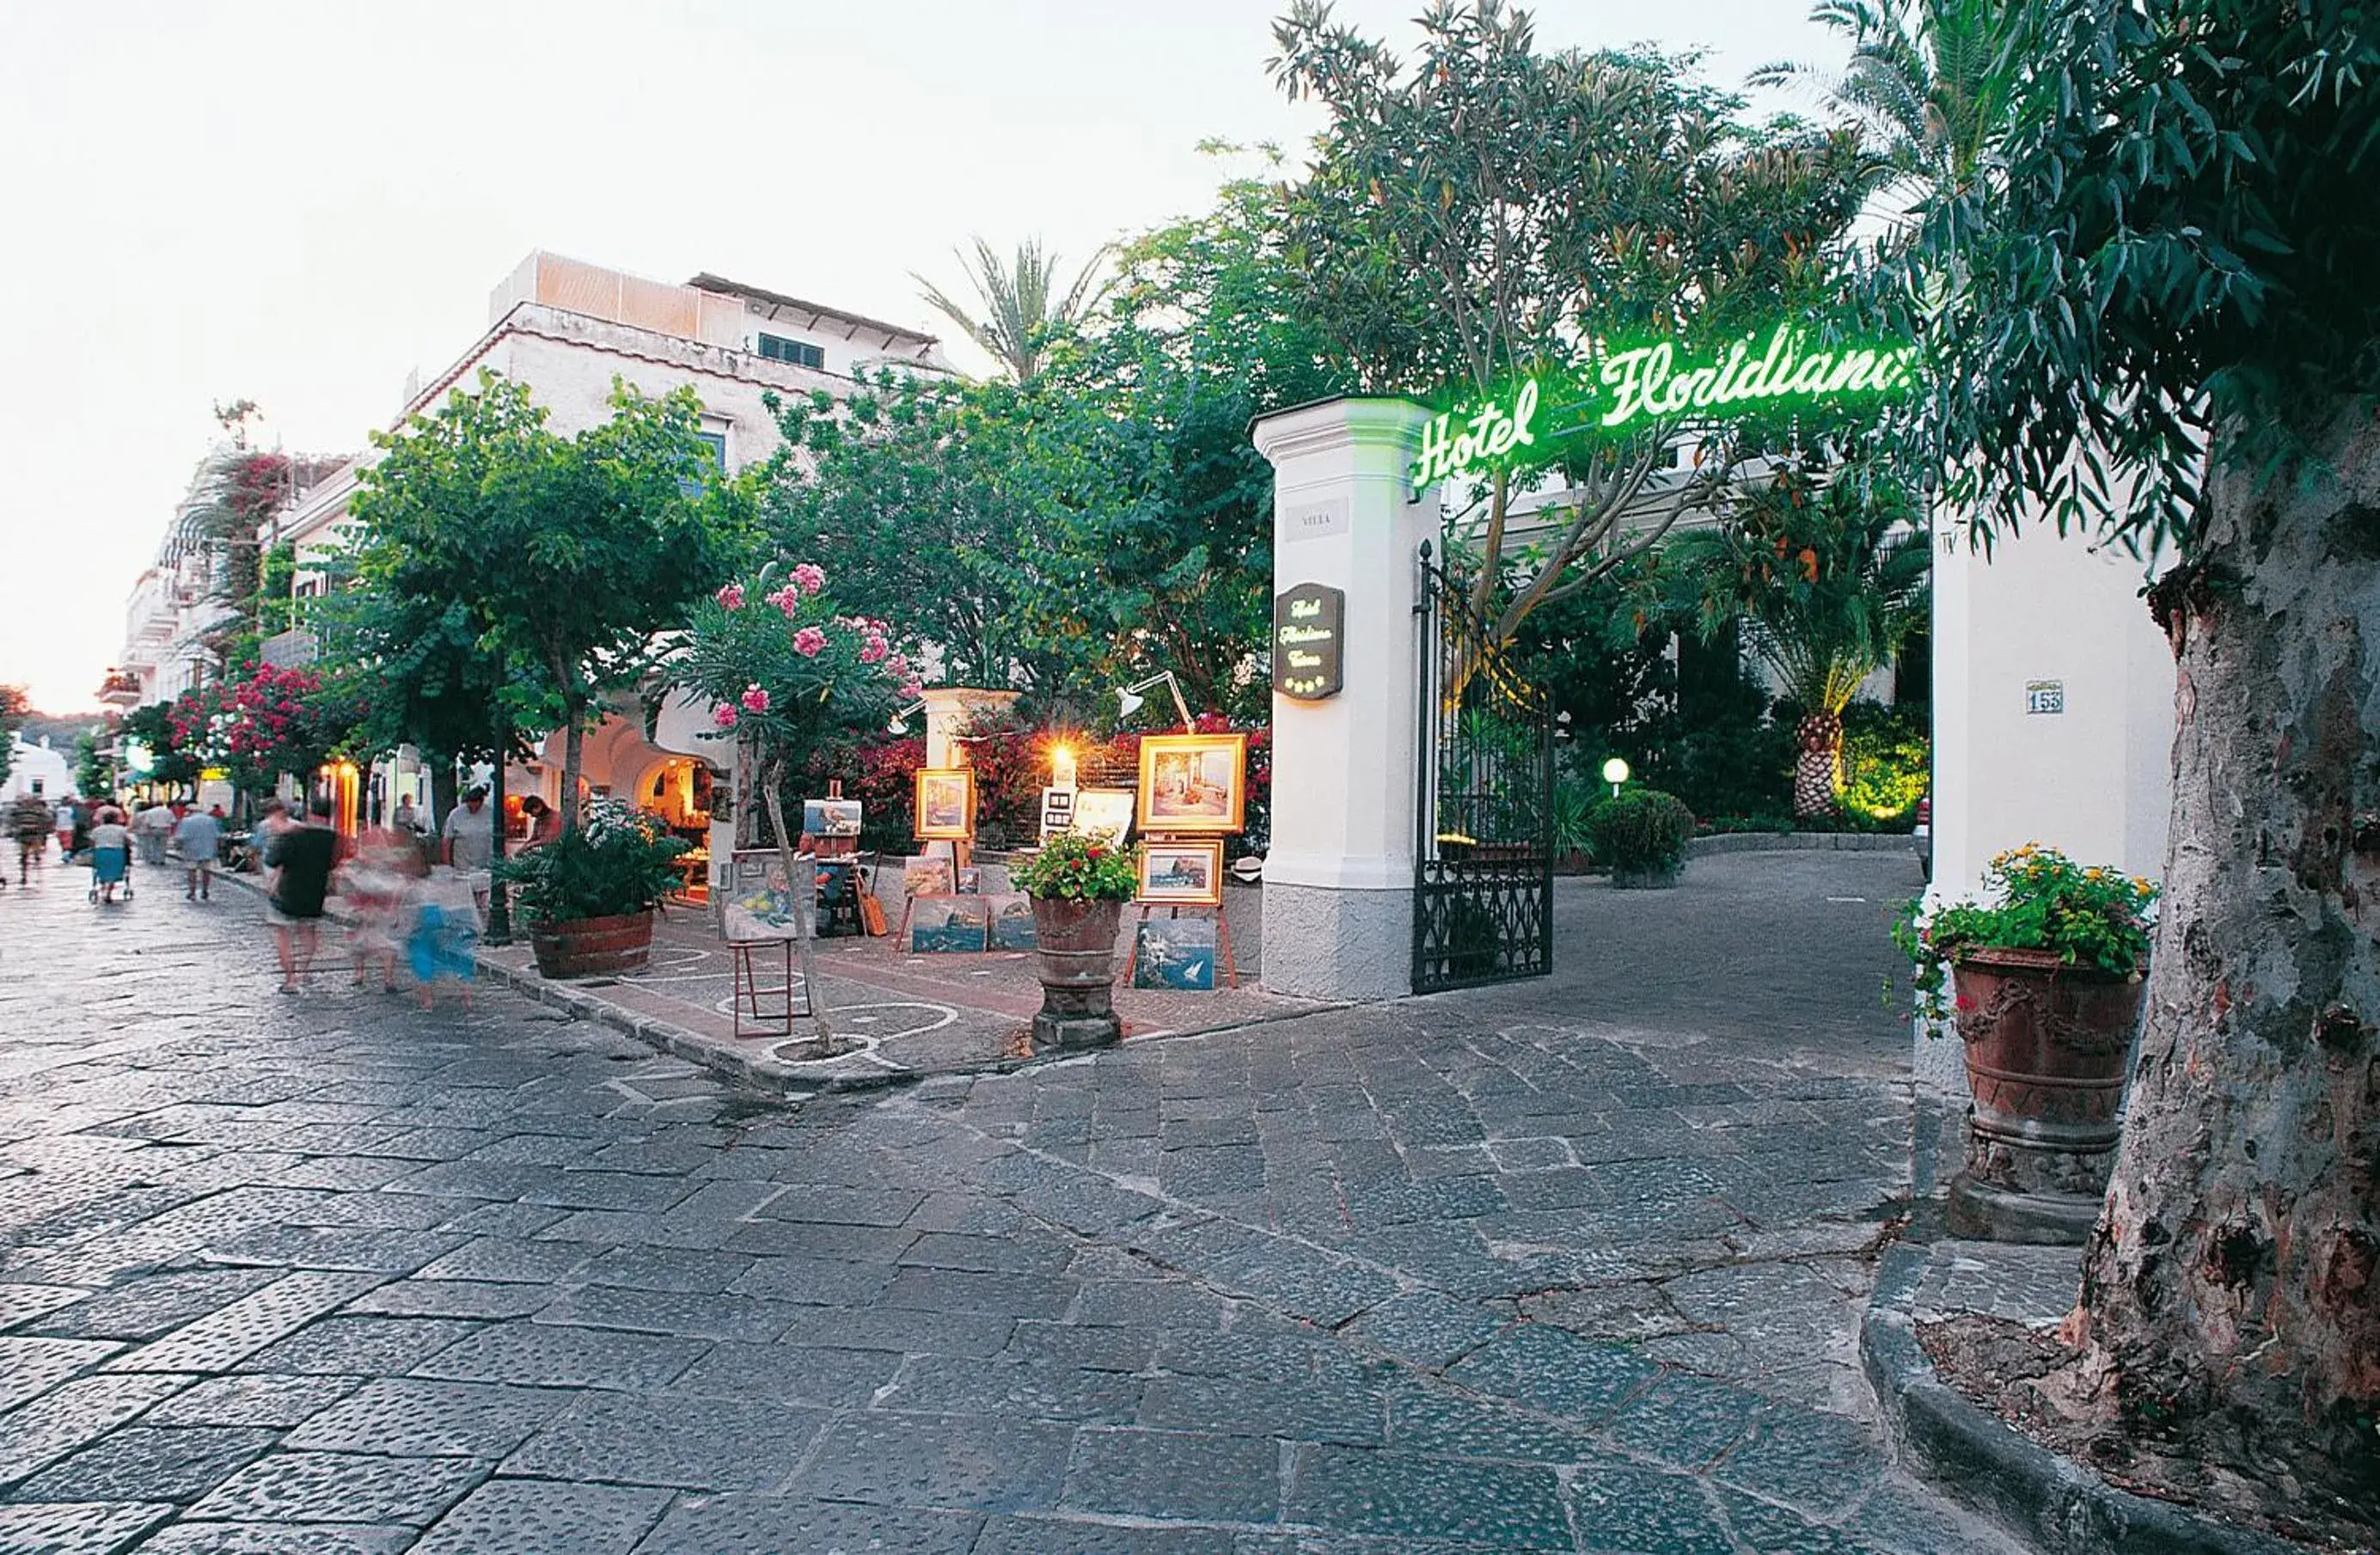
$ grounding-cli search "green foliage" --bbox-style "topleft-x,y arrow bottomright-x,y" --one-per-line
1551,778 -> 1597,858
1588,787 -> 1696,877
499,799 -> 688,923
119,702 -> 199,789
1653,457 -> 1929,719
914,236 -> 1111,383
1895,0 -> 2380,549
1270,0 -> 1875,652
1895,844 -> 2157,1019
0,683 -> 25,788
1011,830 -> 1138,902
73,728 -> 113,798
348,372 -> 751,826
1838,701 -> 1929,819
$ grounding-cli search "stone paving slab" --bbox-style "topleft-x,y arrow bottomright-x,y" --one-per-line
0,850 -> 2039,1553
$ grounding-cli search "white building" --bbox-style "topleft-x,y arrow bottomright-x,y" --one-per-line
3,736 -> 75,804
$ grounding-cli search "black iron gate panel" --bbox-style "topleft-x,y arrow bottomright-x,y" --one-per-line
1412,542 -> 1555,994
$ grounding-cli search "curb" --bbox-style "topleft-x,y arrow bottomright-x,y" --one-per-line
1861,1244 -> 2298,1555
1688,830 -> 1917,857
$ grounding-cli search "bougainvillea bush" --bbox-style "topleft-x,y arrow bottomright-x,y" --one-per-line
166,662 -> 363,796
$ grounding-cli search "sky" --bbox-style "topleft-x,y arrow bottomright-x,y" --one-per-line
0,0 -> 1837,713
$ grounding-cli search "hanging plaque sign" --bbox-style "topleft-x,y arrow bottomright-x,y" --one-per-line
1273,582 -> 1345,701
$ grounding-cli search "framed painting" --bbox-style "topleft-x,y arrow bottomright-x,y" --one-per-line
909,895 -> 989,953
1130,915 -> 1218,990
720,848 -> 814,943
1138,839 -> 1224,907
1135,732 -> 1247,835
803,799 -> 862,838
1071,787 -> 1135,846
913,768 -> 976,842
902,857 -> 954,899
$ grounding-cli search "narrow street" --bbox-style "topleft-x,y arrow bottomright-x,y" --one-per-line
0,850 -> 2016,1553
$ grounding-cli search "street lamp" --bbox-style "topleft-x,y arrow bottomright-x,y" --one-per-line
1115,671 -> 1192,730
887,699 -> 929,735
1601,756 -> 1631,799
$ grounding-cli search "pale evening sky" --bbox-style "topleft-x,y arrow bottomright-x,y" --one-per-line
0,0 -> 1838,713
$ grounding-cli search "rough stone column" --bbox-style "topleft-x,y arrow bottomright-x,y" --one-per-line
1251,397 -> 1433,1001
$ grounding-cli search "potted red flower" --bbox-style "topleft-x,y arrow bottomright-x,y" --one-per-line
1011,831 -> 1140,1052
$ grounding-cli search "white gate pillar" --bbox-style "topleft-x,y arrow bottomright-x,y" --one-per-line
1251,396 -> 1434,1001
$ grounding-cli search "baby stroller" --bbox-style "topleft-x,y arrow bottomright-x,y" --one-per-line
89,840 -> 132,903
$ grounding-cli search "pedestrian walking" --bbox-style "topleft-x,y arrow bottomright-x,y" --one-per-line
340,822 -> 417,993
68,800 -> 92,862
9,792 -> 52,885
265,798 -> 337,993
174,804 -> 223,901
88,807 -> 132,903
407,868 -> 480,1012
441,785 -> 495,923
52,798 -> 74,858
134,799 -> 174,866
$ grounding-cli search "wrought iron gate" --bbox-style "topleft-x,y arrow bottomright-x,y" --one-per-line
1412,542 -> 1555,994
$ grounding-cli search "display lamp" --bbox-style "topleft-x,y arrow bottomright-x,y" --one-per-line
1601,756 -> 1631,799
1116,671 -> 1193,730
1049,743 -> 1078,789
887,698 -> 930,735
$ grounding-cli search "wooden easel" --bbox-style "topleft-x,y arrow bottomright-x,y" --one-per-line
893,836 -> 981,952
729,938 -> 813,1038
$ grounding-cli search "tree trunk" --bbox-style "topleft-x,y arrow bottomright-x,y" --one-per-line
2070,410 -> 2380,1504
560,697 -> 585,832
1792,711 -> 1843,818
758,750 -> 833,1051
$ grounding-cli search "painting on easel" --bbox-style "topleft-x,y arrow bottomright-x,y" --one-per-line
1130,915 -> 1218,990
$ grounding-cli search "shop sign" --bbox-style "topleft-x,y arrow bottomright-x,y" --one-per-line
1409,320 -> 1918,493
1274,582 -> 1345,701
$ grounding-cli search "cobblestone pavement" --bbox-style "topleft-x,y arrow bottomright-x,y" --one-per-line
0,851 -> 2020,1553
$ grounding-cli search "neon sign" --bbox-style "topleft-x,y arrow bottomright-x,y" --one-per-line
1407,322 -> 1917,492
1596,322 -> 1916,432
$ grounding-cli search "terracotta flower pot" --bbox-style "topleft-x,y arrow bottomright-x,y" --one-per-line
1946,945 -> 2146,1243
1027,896 -> 1125,1053
529,909 -> 656,979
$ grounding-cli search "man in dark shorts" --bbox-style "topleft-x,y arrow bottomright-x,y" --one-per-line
266,797 -> 339,993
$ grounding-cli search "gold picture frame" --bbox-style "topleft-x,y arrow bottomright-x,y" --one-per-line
1135,732 -> 1247,836
913,767 -> 976,842
1138,839 -> 1225,907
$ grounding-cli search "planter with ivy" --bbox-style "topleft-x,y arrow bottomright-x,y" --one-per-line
1898,845 -> 2156,1243
1012,832 -> 1138,1053
502,801 -> 690,979
1588,788 -> 1694,888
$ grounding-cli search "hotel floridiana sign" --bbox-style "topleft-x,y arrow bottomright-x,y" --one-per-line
1409,321 -> 1919,493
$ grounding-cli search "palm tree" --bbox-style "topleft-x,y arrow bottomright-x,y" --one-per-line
913,237 -> 1113,382
1663,461 -> 1930,817
1751,0 -> 2021,205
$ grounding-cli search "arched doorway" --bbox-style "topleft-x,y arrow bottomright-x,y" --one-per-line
634,755 -> 719,900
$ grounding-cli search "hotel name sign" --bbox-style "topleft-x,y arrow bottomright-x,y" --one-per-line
1410,321 -> 1919,493
1273,582 -> 1345,701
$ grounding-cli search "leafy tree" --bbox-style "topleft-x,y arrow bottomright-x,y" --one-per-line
1902,0 -> 2380,1509
0,683 -> 26,789
1655,460 -> 1927,816
915,237 -> 1112,382
73,728 -> 113,799
119,701 -> 200,791
1269,0 -> 1871,654
349,372 -> 751,831
1751,0 -> 2022,205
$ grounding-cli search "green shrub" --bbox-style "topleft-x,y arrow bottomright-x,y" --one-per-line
1588,788 -> 1695,879
1551,779 -> 1597,858
500,800 -> 688,923
1839,701 -> 1930,821
1012,830 -> 1138,901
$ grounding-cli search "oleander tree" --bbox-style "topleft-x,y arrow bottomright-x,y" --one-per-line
1902,0 -> 2380,1510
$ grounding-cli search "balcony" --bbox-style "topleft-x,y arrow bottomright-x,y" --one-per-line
97,670 -> 144,707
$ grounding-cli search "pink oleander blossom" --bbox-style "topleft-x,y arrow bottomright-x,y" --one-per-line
898,680 -> 924,701
860,634 -> 890,664
792,562 -> 827,595
792,626 -> 828,658
712,704 -> 739,728
885,653 -> 911,677
764,585 -> 801,616
740,683 -> 770,713
715,583 -> 745,610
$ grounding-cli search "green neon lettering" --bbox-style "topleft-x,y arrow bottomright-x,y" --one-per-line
1408,378 -> 1539,491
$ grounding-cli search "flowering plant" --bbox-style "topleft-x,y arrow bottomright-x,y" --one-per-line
499,798 -> 688,923
1895,844 -> 2157,1021
1012,830 -> 1140,902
